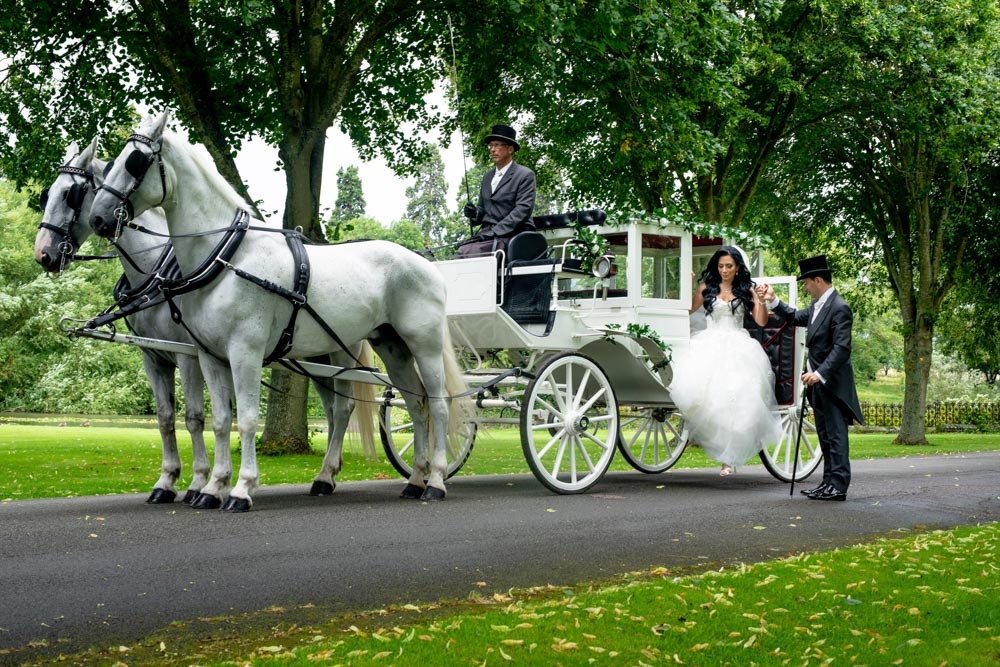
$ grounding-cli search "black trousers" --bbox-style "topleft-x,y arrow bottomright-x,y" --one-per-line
808,383 -> 852,492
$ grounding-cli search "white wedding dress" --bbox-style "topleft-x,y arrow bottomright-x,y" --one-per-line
669,299 -> 783,467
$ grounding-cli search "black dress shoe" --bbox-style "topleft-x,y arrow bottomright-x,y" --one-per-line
810,487 -> 847,501
800,484 -> 829,496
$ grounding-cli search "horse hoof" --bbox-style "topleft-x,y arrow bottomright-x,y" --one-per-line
309,480 -> 335,496
400,483 -> 425,500
181,489 -> 200,505
420,486 -> 446,502
222,496 -> 252,512
191,492 -> 222,510
146,488 -> 177,504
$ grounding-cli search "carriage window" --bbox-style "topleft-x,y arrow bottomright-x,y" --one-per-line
640,233 -> 681,299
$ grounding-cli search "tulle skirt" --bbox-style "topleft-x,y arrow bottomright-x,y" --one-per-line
668,326 -> 783,466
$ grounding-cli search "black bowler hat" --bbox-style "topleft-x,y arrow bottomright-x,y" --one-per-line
797,255 -> 832,280
483,124 -> 520,151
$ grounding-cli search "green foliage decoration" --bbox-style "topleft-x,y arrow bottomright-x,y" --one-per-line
603,322 -> 671,371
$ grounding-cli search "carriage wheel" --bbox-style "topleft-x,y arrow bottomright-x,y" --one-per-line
520,353 -> 619,494
378,400 -> 476,480
759,402 -> 822,482
617,407 -> 687,473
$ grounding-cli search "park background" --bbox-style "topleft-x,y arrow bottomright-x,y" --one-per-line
3,3 -> 1000,450
2,4 -> 1000,664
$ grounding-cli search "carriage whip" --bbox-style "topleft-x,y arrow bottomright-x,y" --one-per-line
447,14 -> 473,210
789,384 -> 809,496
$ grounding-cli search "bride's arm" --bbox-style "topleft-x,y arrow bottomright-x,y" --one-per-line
751,290 -> 769,327
690,283 -> 706,314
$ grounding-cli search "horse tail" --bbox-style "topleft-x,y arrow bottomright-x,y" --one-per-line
351,341 -> 378,460
440,325 -> 473,439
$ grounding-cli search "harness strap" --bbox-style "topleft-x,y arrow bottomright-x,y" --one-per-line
222,232 -> 364,368
86,249 -> 181,329
159,209 -> 250,299
231,231 -> 311,364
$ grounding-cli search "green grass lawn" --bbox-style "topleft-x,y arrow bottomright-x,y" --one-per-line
857,372 -> 907,403
207,523 -> 999,667
2,420 -> 999,501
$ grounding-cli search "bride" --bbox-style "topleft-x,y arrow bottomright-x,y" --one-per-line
669,246 -> 782,476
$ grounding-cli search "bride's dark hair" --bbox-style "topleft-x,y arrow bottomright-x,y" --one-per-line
699,246 -> 756,316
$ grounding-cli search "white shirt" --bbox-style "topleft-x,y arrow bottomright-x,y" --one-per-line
811,288 -> 835,323
491,164 -> 509,193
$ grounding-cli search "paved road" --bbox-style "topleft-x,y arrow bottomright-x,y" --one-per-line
1,452 -> 998,663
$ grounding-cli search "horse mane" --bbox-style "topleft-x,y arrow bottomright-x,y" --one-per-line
158,126 -> 255,215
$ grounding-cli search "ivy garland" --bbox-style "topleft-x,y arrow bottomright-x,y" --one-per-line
568,218 -> 611,266
602,323 -> 672,371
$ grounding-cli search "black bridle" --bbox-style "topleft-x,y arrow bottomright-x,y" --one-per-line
94,133 -> 168,240
37,164 -> 95,271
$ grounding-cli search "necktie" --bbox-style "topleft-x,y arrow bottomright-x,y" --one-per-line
491,169 -> 503,193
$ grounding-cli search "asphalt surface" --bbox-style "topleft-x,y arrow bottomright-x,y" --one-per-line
1,452 -> 998,663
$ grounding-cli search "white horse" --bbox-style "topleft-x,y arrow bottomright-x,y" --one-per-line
36,137 -> 376,510
88,111 -> 465,510
35,139 -> 216,504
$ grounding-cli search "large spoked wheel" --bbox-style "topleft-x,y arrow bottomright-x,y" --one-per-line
618,407 -> 687,473
520,353 -> 619,494
379,399 -> 476,480
759,401 -> 822,482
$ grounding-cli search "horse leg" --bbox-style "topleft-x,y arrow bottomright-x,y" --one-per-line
141,352 -> 182,504
177,353 -> 210,504
397,320 -> 465,502
373,334 -> 432,500
309,346 -> 378,496
308,373 -> 351,496
411,351 -> 451,501
221,359 -> 264,512
191,355 -> 234,510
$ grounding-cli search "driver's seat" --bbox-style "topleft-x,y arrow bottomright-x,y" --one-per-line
507,231 -> 549,263
502,231 -> 555,327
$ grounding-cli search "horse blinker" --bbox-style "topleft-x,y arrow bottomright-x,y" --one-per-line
125,150 -> 151,179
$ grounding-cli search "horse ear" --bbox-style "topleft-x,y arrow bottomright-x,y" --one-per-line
151,110 -> 170,140
80,137 -> 99,163
63,142 -> 79,163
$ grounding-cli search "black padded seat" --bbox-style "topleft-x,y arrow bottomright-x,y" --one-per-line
507,231 -> 549,262
501,231 -> 557,326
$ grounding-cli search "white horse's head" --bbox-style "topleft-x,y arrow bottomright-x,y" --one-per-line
90,111 -> 172,240
34,138 -> 103,273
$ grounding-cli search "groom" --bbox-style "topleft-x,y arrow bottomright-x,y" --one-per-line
758,256 -> 864,501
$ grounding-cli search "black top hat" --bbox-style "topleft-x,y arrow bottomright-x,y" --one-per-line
797,254 -> 833,280
483,124 -> 520,151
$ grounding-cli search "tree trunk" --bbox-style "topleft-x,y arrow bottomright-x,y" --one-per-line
896,318 -> 933,445
256,126 -> 327,454
258,370 -> 312,455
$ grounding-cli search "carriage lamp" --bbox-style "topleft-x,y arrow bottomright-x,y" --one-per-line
591,254 -> 618,279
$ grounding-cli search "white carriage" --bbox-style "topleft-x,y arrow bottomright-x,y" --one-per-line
45,117 -> 817,508
379,210 -> 822,494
